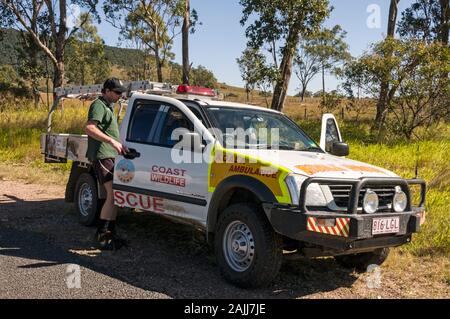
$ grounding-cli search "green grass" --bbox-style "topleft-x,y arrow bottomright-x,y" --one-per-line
0,100 -> 449,256
348,139 -> 450,256
0,101 -> 86,180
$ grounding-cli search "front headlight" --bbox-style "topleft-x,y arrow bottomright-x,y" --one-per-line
363,189 -> 379,214
285,174 -> 303,204
285,174 -> 328,206
393,187 -> 407,212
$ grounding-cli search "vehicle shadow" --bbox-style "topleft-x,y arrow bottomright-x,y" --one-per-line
0,194 -> 359,298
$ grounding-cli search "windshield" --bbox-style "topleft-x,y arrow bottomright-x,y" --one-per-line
205,106 -> 321,151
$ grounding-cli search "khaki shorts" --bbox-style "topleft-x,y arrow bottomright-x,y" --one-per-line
92,158 -> 115,184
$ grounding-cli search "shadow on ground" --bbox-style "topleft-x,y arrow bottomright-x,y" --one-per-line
0,193 -> 359,298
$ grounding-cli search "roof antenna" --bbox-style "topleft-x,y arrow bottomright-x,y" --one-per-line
414,144 -> 420,179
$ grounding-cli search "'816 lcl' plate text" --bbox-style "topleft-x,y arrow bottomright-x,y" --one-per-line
372,217 -> 400,235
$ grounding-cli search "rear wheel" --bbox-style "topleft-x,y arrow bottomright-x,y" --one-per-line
334,248 -> 390,271
214,203 -> 282,288
74,173 -> 103,226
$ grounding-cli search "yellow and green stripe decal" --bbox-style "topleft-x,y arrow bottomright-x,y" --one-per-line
207,144 -> 293,204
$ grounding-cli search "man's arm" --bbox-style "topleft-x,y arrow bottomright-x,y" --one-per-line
85,120 -> 128,155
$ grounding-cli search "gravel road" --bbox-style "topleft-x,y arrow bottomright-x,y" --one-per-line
0,180 -> 448,299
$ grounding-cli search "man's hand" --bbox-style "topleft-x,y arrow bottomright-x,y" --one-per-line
108,138 -> 129,155
85,121 -> 129,155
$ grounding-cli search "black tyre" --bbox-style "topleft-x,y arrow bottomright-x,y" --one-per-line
214,203 -> 282,288
74,173 -> 103,226
334,248 -> 390,271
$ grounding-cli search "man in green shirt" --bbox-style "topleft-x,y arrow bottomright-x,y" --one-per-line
85,78 -> 128,250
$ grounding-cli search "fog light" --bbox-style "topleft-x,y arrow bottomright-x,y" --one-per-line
363,190 -> 378,214
393,188 -> 407,212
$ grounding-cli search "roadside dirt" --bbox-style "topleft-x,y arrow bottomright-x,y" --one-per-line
0,179 -> 448,299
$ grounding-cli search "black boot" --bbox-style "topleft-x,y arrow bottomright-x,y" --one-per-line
95,220 -> 128,251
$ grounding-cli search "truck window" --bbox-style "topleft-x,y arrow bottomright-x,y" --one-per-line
157,107 -> 194,147
127,102 -> 160,143
180,100 -> 207,126
188,107 -> 205,125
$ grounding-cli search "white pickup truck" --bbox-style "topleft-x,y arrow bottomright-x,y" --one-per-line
41,82 -> 426,288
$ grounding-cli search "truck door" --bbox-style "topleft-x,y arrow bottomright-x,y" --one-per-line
113,97 -> 210,226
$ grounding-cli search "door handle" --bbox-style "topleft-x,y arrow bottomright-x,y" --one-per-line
123,148 -> 140,159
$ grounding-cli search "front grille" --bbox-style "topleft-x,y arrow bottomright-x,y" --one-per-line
329,185 -> 396,212
329,185 -> 353,208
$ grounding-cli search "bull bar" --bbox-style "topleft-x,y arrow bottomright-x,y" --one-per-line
267,177 -> 426,253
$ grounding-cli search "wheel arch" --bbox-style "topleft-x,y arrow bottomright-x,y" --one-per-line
206,175 -> 277,242
66,161 -> 106,202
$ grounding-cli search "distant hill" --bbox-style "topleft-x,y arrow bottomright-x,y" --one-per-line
0,28 -> 223,90
0,28 -> 149,70
103,44 -> 145,69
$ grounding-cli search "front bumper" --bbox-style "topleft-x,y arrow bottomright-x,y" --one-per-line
265,177 -> 426,253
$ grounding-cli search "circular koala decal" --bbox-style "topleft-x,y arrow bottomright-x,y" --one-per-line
116,159 -> 135,183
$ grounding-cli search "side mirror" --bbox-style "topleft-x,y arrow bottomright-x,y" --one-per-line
320,114 -> 344,151
331,141 -> 349,157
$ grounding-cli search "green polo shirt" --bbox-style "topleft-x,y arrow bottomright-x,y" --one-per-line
86,97 -> 120,161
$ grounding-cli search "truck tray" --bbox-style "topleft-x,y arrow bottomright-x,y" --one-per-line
40,133 -> 89,164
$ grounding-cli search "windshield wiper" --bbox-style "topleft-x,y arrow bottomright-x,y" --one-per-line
255,144 -> 296,150
299,146 -> 323,152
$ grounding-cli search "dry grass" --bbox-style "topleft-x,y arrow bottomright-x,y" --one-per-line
218,82 -> 378,122
0,162 -> 70,186
380,250 -> 450,298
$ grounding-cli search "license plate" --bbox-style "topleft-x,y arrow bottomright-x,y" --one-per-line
372,217 -> 400,235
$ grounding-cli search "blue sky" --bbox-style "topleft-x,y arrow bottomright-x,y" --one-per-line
88,0 -> 415,95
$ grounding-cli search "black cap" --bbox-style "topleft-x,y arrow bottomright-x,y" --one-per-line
103,77 -> 127,93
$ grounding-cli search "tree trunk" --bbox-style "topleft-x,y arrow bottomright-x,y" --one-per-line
143,59 -> 147,80
322,61 -> 326,105
375,85 -> 388,127
45,55 -> 50,110
53,46 -> 65,94
30,43 -> 40,108
387,0 -> 400,37
156,61 -> 163,82
271,30 -> 297,112
300,83 -> 306,101
439,0 -> 449,46
53,62 -> 65,92
271,53 -> 292,112
270,39 -> 278,69
81,63 -> 85,86
50,0 -> 67,99
30,13 -> 40,108
375,0 -> 400,134
182,0 -> 190,85
155,46 -> 163,82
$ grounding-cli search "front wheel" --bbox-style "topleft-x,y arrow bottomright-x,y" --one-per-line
74,173 -> 103,226
214,203 -> 282,288
334,248 -> 390,271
